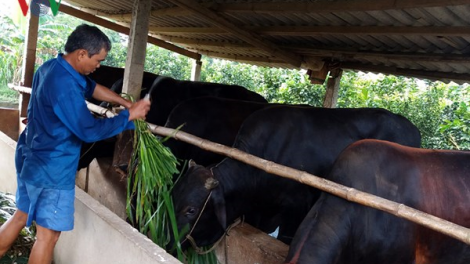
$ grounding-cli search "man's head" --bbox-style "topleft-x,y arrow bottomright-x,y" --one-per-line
64,24 -> 111,75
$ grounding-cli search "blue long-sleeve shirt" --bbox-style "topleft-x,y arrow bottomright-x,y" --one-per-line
16,54 -> 134,190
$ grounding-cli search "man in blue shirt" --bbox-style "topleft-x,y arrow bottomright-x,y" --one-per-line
0,24 -> 151,263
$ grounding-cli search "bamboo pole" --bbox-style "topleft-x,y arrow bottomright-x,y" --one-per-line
85,101 -> 117,118
86,102 -> 470,245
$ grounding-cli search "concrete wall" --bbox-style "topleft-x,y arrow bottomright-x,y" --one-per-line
54,187 -> 180,264
76,158 -> 127,219
0,130 -> 18,194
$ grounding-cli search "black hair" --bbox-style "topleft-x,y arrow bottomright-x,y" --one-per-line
64,24 -> 111,57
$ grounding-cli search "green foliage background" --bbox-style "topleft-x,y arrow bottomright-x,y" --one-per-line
0,12 -> 468,150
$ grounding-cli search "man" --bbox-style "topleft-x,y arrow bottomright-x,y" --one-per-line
0,24 -> 151,263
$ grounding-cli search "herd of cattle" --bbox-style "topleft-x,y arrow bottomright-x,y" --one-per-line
85,66 -> 470,264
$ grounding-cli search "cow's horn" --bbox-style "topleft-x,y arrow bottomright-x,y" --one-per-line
205,178 -> 219,190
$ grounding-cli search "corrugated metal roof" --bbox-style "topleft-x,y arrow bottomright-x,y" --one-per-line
61,0 -> 470,83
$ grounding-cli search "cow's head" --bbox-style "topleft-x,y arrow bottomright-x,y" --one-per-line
168,160 -> 227,253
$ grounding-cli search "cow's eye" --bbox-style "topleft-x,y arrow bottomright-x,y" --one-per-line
185,207 -> 198,216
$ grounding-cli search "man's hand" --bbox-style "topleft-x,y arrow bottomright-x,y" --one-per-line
128,99 -> 151,121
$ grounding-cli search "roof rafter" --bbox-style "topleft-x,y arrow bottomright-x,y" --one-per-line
215,0 -> 470,13
298,49 -> 470,63
150,35 -> 247,48
341,61 -> 470,82
196,51 -> 290,66
166,0 -> 306,68
149,26 -> 226,34
149,26 -> 470,37
107,6 -> 193,20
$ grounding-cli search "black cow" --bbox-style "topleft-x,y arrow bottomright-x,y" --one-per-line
163,97 -> 271,167
89,66 -> 267,126
286,139 -> 470,264
78,78 -> 267,170
88,65 -> 160,95
170,106 -> 421,251
87,65 -> 154,106
88,65 -> 125,89
146,76 -> 267,126
98,75 -> 160,108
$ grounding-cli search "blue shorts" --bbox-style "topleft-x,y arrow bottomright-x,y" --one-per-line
16,177 -> 75,231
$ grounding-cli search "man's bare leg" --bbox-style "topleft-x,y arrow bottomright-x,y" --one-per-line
0,210 -> 28,257
27,224 -> 61,264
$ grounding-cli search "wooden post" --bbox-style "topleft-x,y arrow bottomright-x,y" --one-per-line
191,59 -> 202,81
322,68 -> 343,108
122,0 -> 152,100
19,12 -> 39,133
117,0 -> 152,174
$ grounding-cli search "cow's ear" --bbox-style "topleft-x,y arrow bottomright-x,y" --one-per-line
188,159 -> 197,168
211,187 -> 227,230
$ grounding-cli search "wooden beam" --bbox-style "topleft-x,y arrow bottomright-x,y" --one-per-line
253,26 -> 470,37
290,47 -> 470,63
195,50 -> 324,70
107,6 -> 193,20
149,26 -> 226,34
214,0 -> 470,13
149,26 -> 226,35
149,25 -> 470,37
340,62 -> 470,82
58,4 -> 200,60
167,0 -> 305,68
151,35 -> 247,48
196,50 -> 292,67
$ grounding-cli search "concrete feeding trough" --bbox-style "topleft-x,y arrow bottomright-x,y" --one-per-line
0,127 -> 288,264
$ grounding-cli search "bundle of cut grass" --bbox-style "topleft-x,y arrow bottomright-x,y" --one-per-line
127,116 -> 218,263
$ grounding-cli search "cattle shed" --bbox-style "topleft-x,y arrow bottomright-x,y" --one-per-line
4,0 -> 470,264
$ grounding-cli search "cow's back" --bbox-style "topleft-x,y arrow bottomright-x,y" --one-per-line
231,106 -> 421,176
164,97 -> 271,166
88,65 -> 124,89
148,76 -> 267,125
